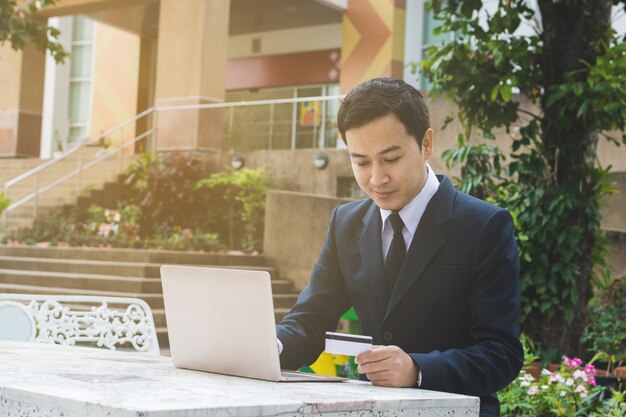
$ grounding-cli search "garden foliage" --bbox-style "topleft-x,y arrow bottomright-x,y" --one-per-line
499,336 -> 625,416
420,0 -> 626,358
4,152 -> 268,252
0,0 -> 67,63
580,279 -> 626,375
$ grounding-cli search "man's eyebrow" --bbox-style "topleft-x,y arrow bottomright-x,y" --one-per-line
378,145 -> 402,155
349,145 -> 402,159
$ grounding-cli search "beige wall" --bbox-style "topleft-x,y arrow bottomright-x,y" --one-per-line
0,44 -> 44,157
89,23 -> 140,147
154,0 -> 229,102
601,172 -> 626,233
244,148 -> 353,196
154,0 -> 230,151
264,190 -> 352,290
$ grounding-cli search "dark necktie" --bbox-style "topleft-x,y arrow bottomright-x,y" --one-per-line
385,212 -> 406,292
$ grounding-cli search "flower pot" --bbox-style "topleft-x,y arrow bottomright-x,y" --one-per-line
594,375 -> 626,396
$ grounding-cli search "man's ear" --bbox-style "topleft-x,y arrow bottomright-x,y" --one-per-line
421,129 -> 434,159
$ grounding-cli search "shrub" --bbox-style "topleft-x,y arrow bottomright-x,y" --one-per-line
123,152 -> 205,236
143,226 -> 223,251
196,168 -> 267,252
581,278 -> 626,375
0,192 -> 10,214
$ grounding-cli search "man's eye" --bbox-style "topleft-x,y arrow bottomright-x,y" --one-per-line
385,157 -> 401,163
355,161 -> 370,167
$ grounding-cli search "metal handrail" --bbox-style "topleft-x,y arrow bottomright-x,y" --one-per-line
5,130 -> 152,213
5,107 -> 155,189
2,95 -> 342,234
156,94 -> 342,112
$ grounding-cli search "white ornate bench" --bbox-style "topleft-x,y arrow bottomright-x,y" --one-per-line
0,294 -> 159,353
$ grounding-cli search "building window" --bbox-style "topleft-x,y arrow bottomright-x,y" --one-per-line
68,16 -> 95,146
223,83 -> 340,151
419,2 -> 453,91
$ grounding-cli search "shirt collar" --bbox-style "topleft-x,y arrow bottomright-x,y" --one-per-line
380,163 -> 440,235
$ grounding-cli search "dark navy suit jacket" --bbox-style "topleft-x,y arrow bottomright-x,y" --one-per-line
276,176 -> 523,416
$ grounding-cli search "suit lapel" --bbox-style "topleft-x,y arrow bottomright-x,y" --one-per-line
384,176 -> 456,321
358,202 -> 389,309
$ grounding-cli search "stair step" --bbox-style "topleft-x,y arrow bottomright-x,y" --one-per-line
0,269 -> 161,293
0,245 -> 269,266
0,282 -> 165,308
0,283 -> 297,327
0,256 -> 281,279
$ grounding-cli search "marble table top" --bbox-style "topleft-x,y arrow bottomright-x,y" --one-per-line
0,340 -> 479,417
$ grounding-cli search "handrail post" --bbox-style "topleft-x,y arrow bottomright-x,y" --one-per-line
151,110 -> 158,155
34,172 -> 40,219
291,99 -> 297,151
2,183 -> 7,236
268,103 -> 274,150
228,106 -> 234,150
320,98 -> 327,149
77,154 -> 83,199
118,126 -> 124,173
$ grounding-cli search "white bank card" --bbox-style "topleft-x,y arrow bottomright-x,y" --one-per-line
325,331 -> 373,357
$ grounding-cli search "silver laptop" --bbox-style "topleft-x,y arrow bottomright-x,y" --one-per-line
160,265 -> 346,382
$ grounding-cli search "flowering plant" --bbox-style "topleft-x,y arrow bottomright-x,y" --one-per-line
500,355 -> 604,416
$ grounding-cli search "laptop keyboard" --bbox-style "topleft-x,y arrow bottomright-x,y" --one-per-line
281,371 -> 327,379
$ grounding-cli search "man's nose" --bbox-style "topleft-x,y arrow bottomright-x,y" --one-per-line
370,165 -> 389,187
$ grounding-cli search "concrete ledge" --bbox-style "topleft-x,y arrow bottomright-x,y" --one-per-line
0,244 -> 267,266
263,189 -> 353,290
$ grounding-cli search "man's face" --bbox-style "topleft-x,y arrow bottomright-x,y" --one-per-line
346,113 -> 433,211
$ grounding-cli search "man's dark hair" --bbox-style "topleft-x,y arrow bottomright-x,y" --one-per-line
337,78 -> 430,146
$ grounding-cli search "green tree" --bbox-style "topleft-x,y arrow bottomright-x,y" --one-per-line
420,0 -> 626,357
0,0 -> 67,63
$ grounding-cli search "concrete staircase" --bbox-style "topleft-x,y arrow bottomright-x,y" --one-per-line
0,244 -> 299,348
2,146 -> 135,233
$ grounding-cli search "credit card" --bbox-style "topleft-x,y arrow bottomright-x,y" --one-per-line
325,331 -> 373,356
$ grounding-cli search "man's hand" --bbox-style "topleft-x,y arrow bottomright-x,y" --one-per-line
355,345 -> 418,388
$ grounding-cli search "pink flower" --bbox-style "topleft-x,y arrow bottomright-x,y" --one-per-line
97,223 -> 112,237
527,386 -> 539,396
575,385 -> 588,398
562,355 -> 583,368
589,376 -> 597,387
584,363 -> 596,375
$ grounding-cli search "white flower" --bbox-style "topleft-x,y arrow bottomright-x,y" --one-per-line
541,385 -> 549,390
560,391 -> 566,397
541,369 -> 552,375
573,370 -> 586,380
527,386 -> 539,396
520,381 -> 531,387
566,378 -> 574,386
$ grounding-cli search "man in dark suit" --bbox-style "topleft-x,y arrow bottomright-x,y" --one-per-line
276,78 -> 522,417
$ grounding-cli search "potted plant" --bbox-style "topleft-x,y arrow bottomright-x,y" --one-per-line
581,277 -> 626,387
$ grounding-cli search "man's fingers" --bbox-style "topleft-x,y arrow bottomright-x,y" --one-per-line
356,345 -> 393,364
